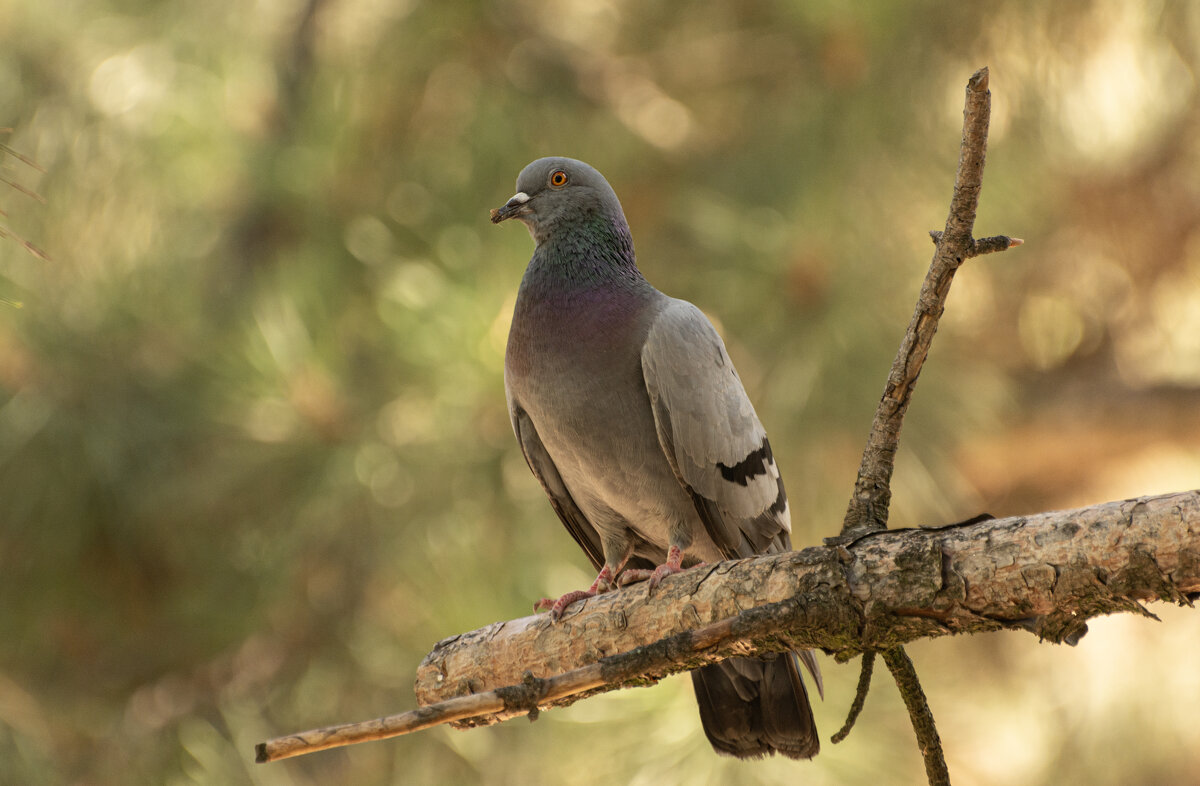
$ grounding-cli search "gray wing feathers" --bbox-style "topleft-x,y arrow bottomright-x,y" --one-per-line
641,299 -> 790,558
510,406 -> 605,571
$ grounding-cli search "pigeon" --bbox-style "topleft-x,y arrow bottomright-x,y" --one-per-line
492,157 -> 821,760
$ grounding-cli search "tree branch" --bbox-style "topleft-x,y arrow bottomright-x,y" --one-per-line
257,490 -> 1199,761
883,647 -> 949,786
830,651 -> 875,744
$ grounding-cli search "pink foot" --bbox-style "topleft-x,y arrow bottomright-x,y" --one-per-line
617,546 -> 696,591
535,565 -> 615,621
534,588 -> 597,620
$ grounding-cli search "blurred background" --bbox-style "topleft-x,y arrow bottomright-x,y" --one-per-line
2,1 -> 1199,784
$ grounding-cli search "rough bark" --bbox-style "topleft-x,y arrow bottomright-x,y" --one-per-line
415,490 -> 1200,719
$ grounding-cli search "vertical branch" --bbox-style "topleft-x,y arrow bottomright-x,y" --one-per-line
840,67 -> 1018,536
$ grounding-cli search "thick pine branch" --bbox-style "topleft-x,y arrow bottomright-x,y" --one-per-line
257,490 -> 1199,761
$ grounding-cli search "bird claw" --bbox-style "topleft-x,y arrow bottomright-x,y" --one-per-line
536,549 -> 700,618
646,561 -> 684,590
535,589 -> 598,621
535,564 -> 617,621
615,569 -> 648,588
616,546 -> 694,592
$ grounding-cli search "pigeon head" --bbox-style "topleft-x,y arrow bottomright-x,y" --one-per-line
490,157 -> 627,245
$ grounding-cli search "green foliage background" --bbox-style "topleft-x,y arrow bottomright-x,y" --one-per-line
2,2 -> 1199,784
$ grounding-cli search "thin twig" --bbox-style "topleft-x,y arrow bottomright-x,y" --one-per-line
0,224 -> 51,261
883,648 -> 949,786
0,174 -> 45,204
0,140 -> 46,173
928,231 -> 1022,257
258,607 -> 756,762
257,670 -> 573,763
830,652 -> 875,744
0,137 -> 50,260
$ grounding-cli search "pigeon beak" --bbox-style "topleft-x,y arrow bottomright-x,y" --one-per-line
490,191 -> 532,224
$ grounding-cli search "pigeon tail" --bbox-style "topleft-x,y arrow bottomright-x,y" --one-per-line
691,653 -> 819,760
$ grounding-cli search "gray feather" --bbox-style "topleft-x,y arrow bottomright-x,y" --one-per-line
511,406 -> 605,571
641,298 -> 790,559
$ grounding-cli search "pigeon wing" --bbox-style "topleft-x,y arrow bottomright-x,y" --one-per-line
641,298 -> 791,560
510,405 -> 604,572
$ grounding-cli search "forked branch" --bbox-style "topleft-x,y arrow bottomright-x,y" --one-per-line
830,66 -> 1024,783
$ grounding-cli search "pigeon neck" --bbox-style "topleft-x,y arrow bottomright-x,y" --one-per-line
530,213 -> 643,287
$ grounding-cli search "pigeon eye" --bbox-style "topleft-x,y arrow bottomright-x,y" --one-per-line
549,170 -> 569,187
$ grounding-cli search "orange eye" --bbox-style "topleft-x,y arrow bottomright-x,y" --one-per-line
550,170 -> 568,187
